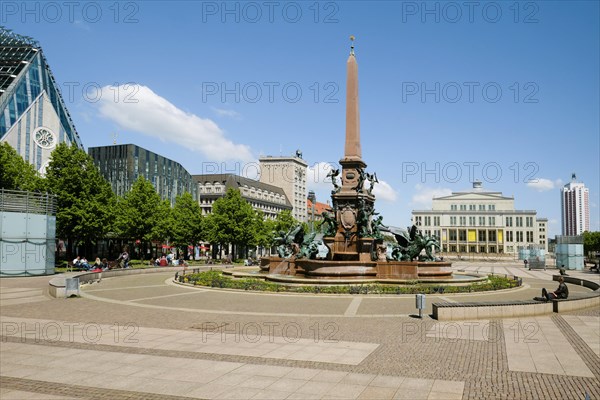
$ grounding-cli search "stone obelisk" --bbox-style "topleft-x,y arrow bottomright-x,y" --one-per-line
330,36 -> 375,261
339,36 -> 367,194
343,37 -> 362,163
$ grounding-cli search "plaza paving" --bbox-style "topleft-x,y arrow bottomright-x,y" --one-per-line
0,262 -> 598,399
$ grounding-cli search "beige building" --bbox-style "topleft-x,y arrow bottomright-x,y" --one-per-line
259,153 -> 308,222
193,174 -> 291,218
412,182 -> 549,257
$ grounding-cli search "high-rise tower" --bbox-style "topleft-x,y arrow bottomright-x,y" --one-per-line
561,173 -> 590,235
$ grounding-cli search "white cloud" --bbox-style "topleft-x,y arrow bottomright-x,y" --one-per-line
211,107 -> 241,119
373,180 -> 398,202
73,20 -> 91,32
526,178 -> 563,192
96,85 -> 253,162
411,184 -> 452,208
307,162 -> 335,191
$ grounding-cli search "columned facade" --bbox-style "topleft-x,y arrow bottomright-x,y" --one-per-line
412,182 -> 549,257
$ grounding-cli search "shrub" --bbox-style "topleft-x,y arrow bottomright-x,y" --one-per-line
179,271 -> 518,295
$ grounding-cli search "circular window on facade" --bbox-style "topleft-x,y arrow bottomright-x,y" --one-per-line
33,127 -> 57,149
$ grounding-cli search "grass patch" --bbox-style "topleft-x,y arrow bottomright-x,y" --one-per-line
178,270 -> 519,294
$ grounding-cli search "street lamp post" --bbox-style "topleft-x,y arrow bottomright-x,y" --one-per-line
308,190 -> 316,233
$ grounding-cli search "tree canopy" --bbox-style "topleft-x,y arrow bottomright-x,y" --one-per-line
115,176 -> 169,242
204,188 -> 257,257
583,231 -> 600,255
0,142 -> 45,191
170,192 -> 204,247
45,143 -> 115,246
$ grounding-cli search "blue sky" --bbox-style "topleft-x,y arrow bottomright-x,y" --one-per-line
4,1 -> 599,236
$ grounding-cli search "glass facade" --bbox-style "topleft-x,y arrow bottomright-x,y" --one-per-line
88,144 -> 196,205
0,28 -> 83,167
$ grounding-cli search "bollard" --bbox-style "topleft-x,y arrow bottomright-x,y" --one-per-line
415,294 -> 426,319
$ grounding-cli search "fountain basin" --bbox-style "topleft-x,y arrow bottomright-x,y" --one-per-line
298,260 -> 377,277
261,257 -> 452,280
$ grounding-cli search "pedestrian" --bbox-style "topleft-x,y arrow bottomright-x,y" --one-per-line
117,246 -> 130,268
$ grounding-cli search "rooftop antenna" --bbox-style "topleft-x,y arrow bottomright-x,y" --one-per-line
112,132 -> 118,145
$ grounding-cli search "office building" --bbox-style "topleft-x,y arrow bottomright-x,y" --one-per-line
259,152 -> 308,222
194,174 -> 292,218
88,144 -> 195,204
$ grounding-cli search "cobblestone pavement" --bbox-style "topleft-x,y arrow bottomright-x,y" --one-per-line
1,262 -> 598,399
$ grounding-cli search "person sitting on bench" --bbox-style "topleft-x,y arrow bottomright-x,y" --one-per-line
559,264 -> 568,276
534,277 -> 568,301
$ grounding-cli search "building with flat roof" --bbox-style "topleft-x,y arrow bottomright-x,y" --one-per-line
193,174 -> 292,218
0,28 -> 83,173
561,173 -> 590,236
88,144 -> 195,204
412,181 -> 548,257
259,152 -> 308,222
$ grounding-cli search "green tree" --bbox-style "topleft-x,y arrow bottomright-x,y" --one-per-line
271,209 -> 296,235
204,188 -> 256,259
252,210 -> 271,249
0,142 -> 45,191
115,176 -> 170,243
45,143 -> 115,257
170,192 -> 203,250
583,231 -> 600,255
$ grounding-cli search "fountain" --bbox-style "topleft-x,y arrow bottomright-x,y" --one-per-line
261,37 -> 453,282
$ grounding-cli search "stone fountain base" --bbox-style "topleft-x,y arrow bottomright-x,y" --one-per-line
261,257 -> 452,280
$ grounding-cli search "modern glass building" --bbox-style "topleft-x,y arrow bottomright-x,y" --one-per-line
88,144 -> 195,205
0,28 -> 83,173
